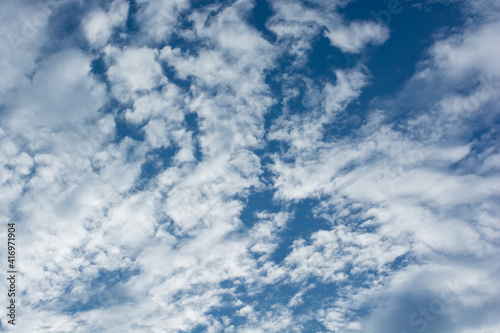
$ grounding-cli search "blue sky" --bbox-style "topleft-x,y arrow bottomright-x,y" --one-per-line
1,0 -> 499,332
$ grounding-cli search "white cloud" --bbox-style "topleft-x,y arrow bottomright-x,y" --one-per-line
431,19 -> 500,78
124,84 -> 183,124
134,0 -> 190,43
325,21 -> 389,53
264,4 -> 500,331
1,0 -> 500,332
268,68 -> 368,151
107,46 -> 167,102
81,0 -> 129,48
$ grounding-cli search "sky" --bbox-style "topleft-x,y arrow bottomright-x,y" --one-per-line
0,0 -> 499,332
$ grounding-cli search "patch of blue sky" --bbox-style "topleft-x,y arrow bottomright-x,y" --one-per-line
90,55 -> 109,87
62,267 -> 140,313
239,190 -> 281,227
340,1 -> 465,118
248,0 -> 277,43
125,0 -> 140,33
270,198 -> 333,263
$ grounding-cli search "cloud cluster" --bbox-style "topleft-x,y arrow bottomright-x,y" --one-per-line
0,0 -> 499,332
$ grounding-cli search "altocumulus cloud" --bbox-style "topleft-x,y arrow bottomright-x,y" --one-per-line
0,0 -> 499,332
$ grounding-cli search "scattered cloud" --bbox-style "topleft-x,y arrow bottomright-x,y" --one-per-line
0,0 -> 499,332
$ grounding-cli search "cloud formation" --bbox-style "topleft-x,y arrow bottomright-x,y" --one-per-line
0,0 -> 499,332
